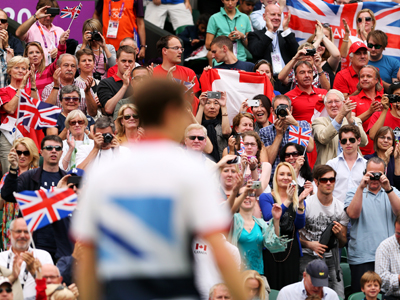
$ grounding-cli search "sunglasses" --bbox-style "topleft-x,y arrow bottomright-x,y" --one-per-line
42,145 -> 62,151
0,287 -> 12,293
340,138 -> 356,145
358,17 -> 372,23
367,43 -> 382,50
0,19 -> 7,24
69,120 -> 85,126
63,97 -> 79,102
123,114 -> 139,120
16,150 -> 30,156
319,177 -> 336,184
322,23 -> 330,28
285,151 -> 299,158
188,135 -> 206,141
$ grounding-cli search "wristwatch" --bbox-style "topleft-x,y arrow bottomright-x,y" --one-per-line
385,187 -> 394,194
298,206 -> 305,212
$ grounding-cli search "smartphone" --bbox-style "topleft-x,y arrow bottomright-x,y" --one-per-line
251,181 -> 261,189
46,7 -> 60,16
67,176 -> 81,188
306,48 -> 316,56
227,156 -> 241,165
207,91 -> 221,99
247,99 -> 260,107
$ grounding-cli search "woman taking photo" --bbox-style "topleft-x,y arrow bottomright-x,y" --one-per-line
239,95 -> 272,134
259,162 -> 312,290
75,19 -> 116,80
23,30 -> 69,95
115,104 -> 144,144
196,91 -> 231,162
59,109 -> 94,171
0,137 -> 39,250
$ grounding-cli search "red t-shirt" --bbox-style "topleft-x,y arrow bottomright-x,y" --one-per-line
333,66 -> 359,95
350,90 -> 383,155
0,86 -> 31,123
107,64 -> 118,78
367,110 -> 400,141
285,86 -> 328,123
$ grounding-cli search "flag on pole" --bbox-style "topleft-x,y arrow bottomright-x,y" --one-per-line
60,3 -> 82,19
200,69 -> 275,125
237,136 -> 246,155
14,189 -> 78,232
288,125 -> 312,147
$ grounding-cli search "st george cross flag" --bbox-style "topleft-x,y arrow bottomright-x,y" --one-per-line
200,69 -> 275,125
289,125 -> 312,147
14,188 -> 77,232
286,0 -> 400,61
60,3 -> 82,19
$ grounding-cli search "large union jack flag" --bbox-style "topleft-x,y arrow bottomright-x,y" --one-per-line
289,125 -> 312,147
60,3 -> 82,19
286,0 -> 400,61
17,92 -> 61,131
14,188 -> 77,232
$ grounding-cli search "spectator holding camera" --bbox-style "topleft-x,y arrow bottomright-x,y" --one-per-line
15,0 -> 64,66
345,156 -> 400,293
75,19 -> 116,81
259,95 -> 314,179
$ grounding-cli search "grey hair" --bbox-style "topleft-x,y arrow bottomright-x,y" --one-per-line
65,109 -> 88,129
59,85 -> 81,103
185,124 -> 207,138
209,283 -> 228,300
366,156 -> 386,171
272,94 -> 292,110
324,89 -> 345,104
57,54 -> 78,67
94,116 -> 115,133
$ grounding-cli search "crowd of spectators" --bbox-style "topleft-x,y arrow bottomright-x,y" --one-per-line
0,0 -> 400,299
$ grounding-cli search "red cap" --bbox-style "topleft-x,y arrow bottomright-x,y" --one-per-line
349,41 -> 367,54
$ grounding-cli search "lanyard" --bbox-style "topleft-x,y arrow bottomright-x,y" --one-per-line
108,0 -> 125,19
224,14 -> 238,34
7,252 -> 29,289
36,21 -> 58,49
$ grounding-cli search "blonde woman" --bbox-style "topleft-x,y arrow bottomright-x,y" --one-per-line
242,270 -> 268,300
259,162 -> 312,290
75,19 -> 116,80
0,137 -> 39,250
116,103 -> 144,144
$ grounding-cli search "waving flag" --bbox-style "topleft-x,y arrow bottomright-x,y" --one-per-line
289,125 -> 312,147
200,69 -> 274,125
286,0 -> 400,62
237,136 -> 246,155
60,3 -> 82,19
14,189 -> 77,232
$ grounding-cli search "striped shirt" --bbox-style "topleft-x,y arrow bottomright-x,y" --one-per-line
0,49 -> 7,89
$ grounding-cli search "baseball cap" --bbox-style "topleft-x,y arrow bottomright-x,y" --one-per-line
67,168 -> 85,177
349,41 -> 367,54
0,276 -> 11,287
306,260 -> 329,287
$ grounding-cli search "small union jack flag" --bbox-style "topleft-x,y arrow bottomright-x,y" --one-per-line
237,135 -> 246,155
14,189 -> 77,232
17,92 -> 61,131
288,125 -> 311,147
60,3 -> 82,19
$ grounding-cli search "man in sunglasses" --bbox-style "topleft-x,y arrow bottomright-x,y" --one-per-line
366,30 -> 400,92
0,277 -> 13,300
0,9 -> 23,56
299,164 -> 349,298
345,156 -> 400,293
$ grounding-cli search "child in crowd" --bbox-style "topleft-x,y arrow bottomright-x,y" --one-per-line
360,271 -> 382,300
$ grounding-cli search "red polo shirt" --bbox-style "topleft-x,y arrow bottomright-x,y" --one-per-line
285,86 -> 328,123
367,110 -> 400,141
333,65 -> 359,95
350,89 -> 383,155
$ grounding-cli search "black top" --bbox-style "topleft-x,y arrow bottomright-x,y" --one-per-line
214,60 -> 255,72
97,76 -> 134,111
8,34 -> 24,56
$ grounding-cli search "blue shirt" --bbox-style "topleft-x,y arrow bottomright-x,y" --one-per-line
344,186 -> 400,265
368,55 -> 400,84
238,222 -> 264,274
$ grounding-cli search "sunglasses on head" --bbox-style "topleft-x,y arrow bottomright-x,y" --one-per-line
340,137 -> 356,145
69,120 -> 85,126
358,17 -> 372,23
188,135 -> 205,141
42,145 -> 62,151
16,150 -> 30,156
123,114 -> 139,120
0,19 -> 7,24
285,151 -> 299,159
0,287 -> 12,293
367,43 -> 382,50
319,177 -> 336,184
322,23 -> 330,28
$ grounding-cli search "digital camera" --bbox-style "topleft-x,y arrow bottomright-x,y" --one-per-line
305,48 -> 316,56
89,31 -> 102,42
370,172 -> 382,181
388,94 -> 400,103
275,104 -> 289,118
102,133 -> 113,144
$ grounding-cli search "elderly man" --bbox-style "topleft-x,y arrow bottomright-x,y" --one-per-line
15,0 -> 64,66
334,41 -> 369,97
41,54 -> 97,117
312,89 -> 367,166
345,157 -> 400,293
277,260 -> 338,300
0,219 -> 53,300
41,264 -> 78,298
209,283 -> 232,300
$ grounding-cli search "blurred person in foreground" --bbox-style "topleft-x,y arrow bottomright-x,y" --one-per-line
72,79 -> 246,300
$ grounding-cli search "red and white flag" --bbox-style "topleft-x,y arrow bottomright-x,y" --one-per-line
195,243 -> 207,251
200,69 -> 275,125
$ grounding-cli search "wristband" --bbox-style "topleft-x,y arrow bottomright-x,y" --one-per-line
343,39 -> 349,42
385,187 -> 394,194
53,86 -> 60,90
318,71 -> 324,76
31,87 -> 37,92
222,113 -> 228,117
298,207 -> 305,212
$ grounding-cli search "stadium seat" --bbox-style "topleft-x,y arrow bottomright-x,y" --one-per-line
341,247 -> 348,263
192,9 -> 200,24
341,262 -> 351,298
348,292 -> 382,300
175,25 -> 188,35
269,289 -> 279,300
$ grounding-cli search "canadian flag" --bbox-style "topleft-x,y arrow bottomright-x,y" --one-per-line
200,69 -> 275,125
195,243 -> 207,251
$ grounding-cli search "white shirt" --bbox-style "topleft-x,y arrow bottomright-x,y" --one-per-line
277,280 -> 339,300
74,144 -> 130,168
59,138 -> 95,171
326,152 -> 366,203
0,247 -> 53,300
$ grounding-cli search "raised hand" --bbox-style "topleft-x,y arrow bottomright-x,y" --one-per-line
35,6 -> 51,20
271,203 -> 283,220
342,18 -> 350,35
217,91 -> 227,107
8,148 -> 19,169
53,68 -> 61,87
85,76 -> 94,93
282,11 -> 291,31
122,67 -> 132,87
60,29 -> 70,45
50,48 -> 58,59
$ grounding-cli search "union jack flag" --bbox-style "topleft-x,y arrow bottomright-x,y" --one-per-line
289,125 -> 311,147
286,0 -> 400,61
237,135 -> 246,155
60,3 -> 82,19
14,189 -> 77,232
17,92 -> 61,131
